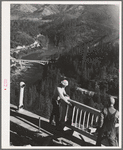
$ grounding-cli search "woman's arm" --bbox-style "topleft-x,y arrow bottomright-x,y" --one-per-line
99,113 -> 104,128
115,111 -> 119,127
98,108 -> 106,128
57,87 -> 70,104
63,89 -> 70,97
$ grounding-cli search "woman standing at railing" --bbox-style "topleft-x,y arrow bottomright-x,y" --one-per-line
49,79 -> 72,131
96,96 -> 119,146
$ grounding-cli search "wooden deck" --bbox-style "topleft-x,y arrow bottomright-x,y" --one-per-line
10,104 -> 104,147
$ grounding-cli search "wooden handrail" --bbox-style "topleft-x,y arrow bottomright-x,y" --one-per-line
69,99 -> 101,115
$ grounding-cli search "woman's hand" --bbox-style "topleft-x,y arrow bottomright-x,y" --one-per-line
66,99 -> 72,106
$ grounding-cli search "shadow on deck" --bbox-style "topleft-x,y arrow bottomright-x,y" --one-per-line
10,105 -> 95,147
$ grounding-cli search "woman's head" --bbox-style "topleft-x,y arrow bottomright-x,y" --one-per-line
109,96 -> 115,106
61,80 -> 68,87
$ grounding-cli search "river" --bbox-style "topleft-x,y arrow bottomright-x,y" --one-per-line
21,51 -> 44,60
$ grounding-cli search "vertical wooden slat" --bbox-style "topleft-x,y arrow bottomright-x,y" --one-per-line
71,106 -> 76,126
96,116 -> 99,123
65,105 -> 69,122
83,111 -> 86,130
91,114 -> 94,127
79,110 -> 82,129
86,112 -> 90,128
75,108 -> 79,127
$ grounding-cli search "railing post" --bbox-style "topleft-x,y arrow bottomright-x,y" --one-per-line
72,106 -> 76,126
91,114 -> 94,126
96,116 -> 99,124
18,81 -> 25,109
65,105 -> 69,122
86,112 -> 90,128
79,110 -> 82,129
75,108 -> 79,127
83,111 -> 86,130
38,117 -> 42,132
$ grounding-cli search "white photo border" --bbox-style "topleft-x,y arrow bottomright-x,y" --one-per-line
2,1 -> 122,149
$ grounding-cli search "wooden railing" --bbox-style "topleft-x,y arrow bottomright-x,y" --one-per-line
64,99 -> 101,142
64,100 -> 119,146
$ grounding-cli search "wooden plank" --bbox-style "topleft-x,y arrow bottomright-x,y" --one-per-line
65,124 -> 107,146
10,104 -> 49,122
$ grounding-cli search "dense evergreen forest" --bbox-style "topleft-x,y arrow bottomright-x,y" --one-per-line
11,41 -> 119,119
10,4 -> 119,119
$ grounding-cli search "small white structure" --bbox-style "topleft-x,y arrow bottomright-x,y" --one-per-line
22,45 -> 26,48
16,45 -> 26,50
30,44 -> 35,48
37,34 -> 42,38
33,40 -> 40,47
37,43 -> 40,47
16,46 -> 23,50
30,40 -> 40,48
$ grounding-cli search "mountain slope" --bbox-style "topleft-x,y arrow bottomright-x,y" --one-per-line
38,5 -> 119,49
11,4 -> 119,48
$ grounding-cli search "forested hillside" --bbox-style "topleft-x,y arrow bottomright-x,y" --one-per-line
10,4 -> 119,119
11,20 -> 42,47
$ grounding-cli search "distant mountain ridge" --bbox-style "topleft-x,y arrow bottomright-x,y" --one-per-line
11,4 -> 119,48
11,4 -> 119,31
11,4 -> 60,20
11,4 -> 119,28
11,4 -> 37,13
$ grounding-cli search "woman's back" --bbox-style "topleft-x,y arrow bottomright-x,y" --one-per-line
103,107 -> 118,135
